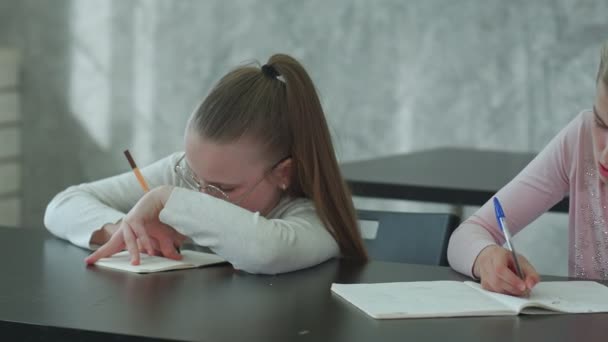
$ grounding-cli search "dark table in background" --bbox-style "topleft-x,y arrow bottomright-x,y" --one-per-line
1,227 -> 603,342
341,147 -> 569,213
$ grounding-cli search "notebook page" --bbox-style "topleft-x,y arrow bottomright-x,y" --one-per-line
179,250 -> 227,267
465,281 -> 608,314
331,281 -> 515,319
95,250 -> 226,273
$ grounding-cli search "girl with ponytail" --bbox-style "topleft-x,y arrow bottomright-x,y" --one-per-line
45,53 -> 368,274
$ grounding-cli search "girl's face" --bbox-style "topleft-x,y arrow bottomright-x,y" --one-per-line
183,129 -> 292,215
592,81 -> 608,183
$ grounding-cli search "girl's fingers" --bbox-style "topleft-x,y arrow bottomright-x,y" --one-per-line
150,238 -> 161,252
479,249 -> 528,296
129,219 -> 155,256
483,271 -> 526,296
482,276 -> 514,295
85,230 -> 125,264
146,221 -> 185,252
494,265 -> 527,295
138,238 -> 162,255
526,274 -> 541,290
174,231 -> 187,246
122,223 -> 141,265
137,239 -> 145,253
159,236 -> 182,260
519,257 -> 541,289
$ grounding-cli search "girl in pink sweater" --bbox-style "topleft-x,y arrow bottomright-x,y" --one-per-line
448,41 -> 608,295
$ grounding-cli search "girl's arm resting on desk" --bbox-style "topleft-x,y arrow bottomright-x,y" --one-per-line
44,186 -> 126,249
447,223 -> 498,278
448,112 -> 582,279
159,187 -> 340,274
43,153 -> 183,249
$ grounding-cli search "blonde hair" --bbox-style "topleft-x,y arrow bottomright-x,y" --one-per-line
598,41 -> 608,85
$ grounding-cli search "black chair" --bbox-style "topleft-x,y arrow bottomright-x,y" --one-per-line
357,209 -> 460,266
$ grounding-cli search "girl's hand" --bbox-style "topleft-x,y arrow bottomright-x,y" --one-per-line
90,222 -> 120,246
85,186 -> 185,265
473,245 -> 540,296
135,220 -> 185,256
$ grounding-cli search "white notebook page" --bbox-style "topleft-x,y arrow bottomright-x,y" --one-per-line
466,281 -> 608,314
95,250 -> 226,273
331,281 -> 514,319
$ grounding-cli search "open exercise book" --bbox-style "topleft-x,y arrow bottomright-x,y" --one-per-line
331,281 -> 608,319
94,250 -> 227,274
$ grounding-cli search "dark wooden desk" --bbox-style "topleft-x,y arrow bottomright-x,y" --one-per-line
341,147 -> 569,212
1,227 -> 603,341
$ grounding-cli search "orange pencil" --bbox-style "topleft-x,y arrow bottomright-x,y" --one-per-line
124,150 -> 150,193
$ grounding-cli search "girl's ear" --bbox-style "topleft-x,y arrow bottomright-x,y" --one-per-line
270,157 -> 293,190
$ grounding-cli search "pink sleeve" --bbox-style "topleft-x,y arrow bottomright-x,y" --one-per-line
448,113 -> 582,277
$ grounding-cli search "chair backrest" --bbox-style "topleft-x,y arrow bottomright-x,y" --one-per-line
357,209 -> 460,266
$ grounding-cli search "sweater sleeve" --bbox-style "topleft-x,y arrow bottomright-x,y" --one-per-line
447,112 -> 584,277
159,187 -> 340,275
44,153 -> 183,249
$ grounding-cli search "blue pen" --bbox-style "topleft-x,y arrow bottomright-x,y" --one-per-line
493,197 -> 525,280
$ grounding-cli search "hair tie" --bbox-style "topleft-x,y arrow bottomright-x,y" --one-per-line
261,64 -> 286,83
261,64 -> 281,79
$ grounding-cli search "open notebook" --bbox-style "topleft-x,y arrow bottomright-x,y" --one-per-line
94,250 -> 227,273
331,281 -> 608,319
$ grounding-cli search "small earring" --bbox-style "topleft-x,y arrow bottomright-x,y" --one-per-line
281,184 -> 287,191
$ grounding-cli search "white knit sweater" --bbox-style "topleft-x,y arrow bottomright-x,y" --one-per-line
44,152 -> 339,274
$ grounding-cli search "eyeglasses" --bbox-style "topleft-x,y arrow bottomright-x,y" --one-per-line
173,153 -> 291,204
